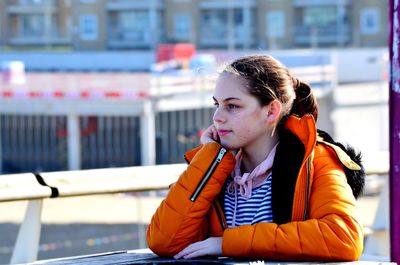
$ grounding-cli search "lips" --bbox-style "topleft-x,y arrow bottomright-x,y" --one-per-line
217,130 -> 231,136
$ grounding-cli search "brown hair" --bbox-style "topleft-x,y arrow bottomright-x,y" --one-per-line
223,55 -> 318,122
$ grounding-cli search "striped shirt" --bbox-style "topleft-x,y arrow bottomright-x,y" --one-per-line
224,174 -> 273,228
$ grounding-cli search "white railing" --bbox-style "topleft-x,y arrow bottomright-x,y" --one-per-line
1,163 -> 186,264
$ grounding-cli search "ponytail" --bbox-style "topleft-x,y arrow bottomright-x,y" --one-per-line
290,78 -> 318,121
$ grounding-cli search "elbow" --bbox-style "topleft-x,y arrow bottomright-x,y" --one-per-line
317,216 -> 364,261
331,228 -> 364,261
146,225 -> 177,257
345,235 -> 364,261
147,238 -> 176,257
333,240 -> 363,261
343,223 -> 364,261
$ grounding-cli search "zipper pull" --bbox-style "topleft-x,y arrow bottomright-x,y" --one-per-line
216,148 -> 227,162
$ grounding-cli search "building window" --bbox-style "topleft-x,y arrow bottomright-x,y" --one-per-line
200,8 -> 254,46
79,14 -> 98,41
294,5 -> 351,46
303,6 -> 336,27
173,14 -> 191,41
201,9 -> 240,39
20,15 -> 57,38
360,7 -> 380,35
109,11 -> 151,43
266,10 -> 285,38
108,9 -> 164,47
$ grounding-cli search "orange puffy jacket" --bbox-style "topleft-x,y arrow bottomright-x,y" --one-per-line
147,115 -> 364,261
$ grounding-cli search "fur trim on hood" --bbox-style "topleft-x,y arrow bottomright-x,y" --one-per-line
317,130 -> 365,199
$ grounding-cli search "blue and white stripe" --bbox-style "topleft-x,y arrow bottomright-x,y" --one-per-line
224,175 -> 273,228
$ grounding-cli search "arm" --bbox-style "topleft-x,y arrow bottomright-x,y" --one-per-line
147,142 -> 235,257
221,145 -> 363,261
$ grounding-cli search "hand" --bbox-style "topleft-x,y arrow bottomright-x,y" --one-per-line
173,237 -> 222,259
200,125 -> 219,144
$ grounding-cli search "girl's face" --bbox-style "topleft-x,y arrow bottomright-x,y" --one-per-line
212,72 -> 273,151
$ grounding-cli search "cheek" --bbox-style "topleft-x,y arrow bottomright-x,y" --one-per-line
236,117 -> 267,139
242,127 -> 253,136
235,126 -> 253,140
239,108 -> 263,122
249,108 -> 264,120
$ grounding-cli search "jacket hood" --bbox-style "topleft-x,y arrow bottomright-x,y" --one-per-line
317,130 -> 365,199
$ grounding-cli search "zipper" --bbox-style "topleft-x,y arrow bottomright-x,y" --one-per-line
303,157 -> 311,220
190,147 -> 227,202
214,200 -> 227,230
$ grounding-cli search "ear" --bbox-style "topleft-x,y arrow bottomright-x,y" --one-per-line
265,100 -> 282,124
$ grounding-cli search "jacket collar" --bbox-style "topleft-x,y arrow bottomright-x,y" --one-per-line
284,114 -> 317,161
271,114 -> 317,224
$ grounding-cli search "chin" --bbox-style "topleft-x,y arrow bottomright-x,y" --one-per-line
220,140 -> 239,151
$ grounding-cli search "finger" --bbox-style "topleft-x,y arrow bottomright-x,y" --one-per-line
183,248 -> 208,259
174,245 -> 198,259
212,126 -> 217,138
212,126 -> 218,141
174,249 -> 187,259
173,250 -> 185,259
204,125 -> 213,138
174,241 -> 205,259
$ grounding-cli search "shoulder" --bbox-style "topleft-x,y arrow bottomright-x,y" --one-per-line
315,130 -> 362,171
312,141 -> 348,175
313,130 -> 365,198
314,141 -> 337,159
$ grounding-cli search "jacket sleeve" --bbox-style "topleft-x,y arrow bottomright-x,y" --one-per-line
222,145 -> 364,261
147,142 -> 235,257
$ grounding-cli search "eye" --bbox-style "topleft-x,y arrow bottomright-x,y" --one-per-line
227,104 -> 239,110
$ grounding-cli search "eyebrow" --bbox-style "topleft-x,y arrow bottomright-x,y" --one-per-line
212,96 -> 241,102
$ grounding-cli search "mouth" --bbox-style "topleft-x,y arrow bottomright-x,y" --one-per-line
217,130 -> 232,137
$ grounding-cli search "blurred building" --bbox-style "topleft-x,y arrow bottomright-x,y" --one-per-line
0,0 -> 388,51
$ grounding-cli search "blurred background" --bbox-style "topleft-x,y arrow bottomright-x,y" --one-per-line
0,0 -> 390,264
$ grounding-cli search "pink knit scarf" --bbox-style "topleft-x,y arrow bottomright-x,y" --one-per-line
227,143 -> 278,227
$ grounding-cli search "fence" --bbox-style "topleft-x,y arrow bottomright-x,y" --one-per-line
0,108 -> 215,173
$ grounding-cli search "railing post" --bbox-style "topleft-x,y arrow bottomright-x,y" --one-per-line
67,114 -> 81,170
10,199 -> 43,264
389,0 -> 400,263
140,100 -> 156,166
139,100 -> 156,249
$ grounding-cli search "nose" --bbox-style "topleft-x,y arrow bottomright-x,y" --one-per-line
213,107 -> 226,124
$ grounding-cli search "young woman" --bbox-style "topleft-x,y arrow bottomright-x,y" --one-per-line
147,55 -> 365,261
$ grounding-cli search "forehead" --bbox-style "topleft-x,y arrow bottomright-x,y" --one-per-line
214,72 -> 250,99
